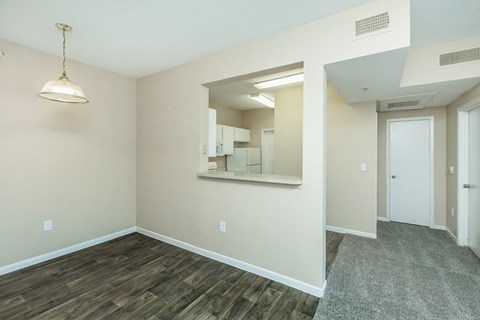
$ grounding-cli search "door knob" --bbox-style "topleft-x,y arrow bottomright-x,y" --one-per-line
391,175 -> 396,179
463,184 -> 471,189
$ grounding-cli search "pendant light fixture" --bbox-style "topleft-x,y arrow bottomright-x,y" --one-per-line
38,23 -> 89,104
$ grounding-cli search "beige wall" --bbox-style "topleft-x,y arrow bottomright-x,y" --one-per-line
377,107 -> 447,227
137,0 -> 409,292
326,83 -> 377,235
242,108 -> 274,148
445,83 -> 480,237
274,85 -> 303,177
210,104 -> 242,127
0,39 -> 136,267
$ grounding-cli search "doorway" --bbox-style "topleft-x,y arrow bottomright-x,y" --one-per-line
458,104 -> 480,259
261,129 -> 275,174
387,117 -> 434,226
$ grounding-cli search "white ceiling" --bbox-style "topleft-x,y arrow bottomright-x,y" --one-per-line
1,0 -> 479,109
0,0 -> 375,78
206,0 -> 480,111
208,67 -> 304,110
325,49 -> 480,109
410,0 -> 480,47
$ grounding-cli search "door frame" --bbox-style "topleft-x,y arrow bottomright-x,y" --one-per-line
386,117 -> 434,226
457,97 -> 480,246
261,128 -> 275,174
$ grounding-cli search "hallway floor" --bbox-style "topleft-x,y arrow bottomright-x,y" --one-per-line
315,222 -> 480,319
326,231 -> 345,277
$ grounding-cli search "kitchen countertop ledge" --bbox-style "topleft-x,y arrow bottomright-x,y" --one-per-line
197,171 -> 303,186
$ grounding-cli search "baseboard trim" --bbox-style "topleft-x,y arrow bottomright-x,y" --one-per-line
430,225 -> 446,231
445,226 -> 457,242
326,225 -> 377,239
377,216 -> 389,222
0,227 -> 137,276
137,227 -> 325,297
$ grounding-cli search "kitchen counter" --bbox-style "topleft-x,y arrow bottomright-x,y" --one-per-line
197,171 -> 303,186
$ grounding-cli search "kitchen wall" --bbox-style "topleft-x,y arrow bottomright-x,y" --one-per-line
212,84 -> 303,177
241,108 -> 274,148
445,82 -> 480,237
377,107 -> 447,227
274,85 -> 303,177
136,0 -> 410,294
0,39 -> 136,268
326,83 -> 377,236
210,104 -> 242,127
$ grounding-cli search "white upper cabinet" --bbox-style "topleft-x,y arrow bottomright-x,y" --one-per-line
216,125 -> 234,156
234,127 -> 250,143
208,108 -> 217,157
214,124 -> 250,156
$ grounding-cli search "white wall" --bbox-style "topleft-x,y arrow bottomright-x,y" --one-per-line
0,39 -> 137,267
326,83 -> 377,235
136,0 -> 410,294
401,35 -> 480,87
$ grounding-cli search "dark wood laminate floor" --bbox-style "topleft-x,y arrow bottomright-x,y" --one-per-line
0,233 -> 319,319
326,231 -> 344,278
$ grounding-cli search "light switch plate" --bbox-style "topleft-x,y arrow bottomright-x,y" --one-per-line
219,221 -> 226,233
43,220 -> 53,231
361,163 -> 367,172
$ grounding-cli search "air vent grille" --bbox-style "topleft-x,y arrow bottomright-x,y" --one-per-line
355,12 -> 390,37
387,101 -> 420,109
440,47 -> 480,66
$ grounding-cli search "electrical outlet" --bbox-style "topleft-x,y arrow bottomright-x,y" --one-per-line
202,145 -> 207,155
219,221 -> 226,233
451,208 -> 455,217
43,220 -> 53,231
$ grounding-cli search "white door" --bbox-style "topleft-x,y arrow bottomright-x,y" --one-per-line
467,106 -> 480,258
388,118 -> 432,226
262,129 -> 275,174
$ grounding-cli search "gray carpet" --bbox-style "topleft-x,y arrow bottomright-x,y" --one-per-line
314,222 -> 480,320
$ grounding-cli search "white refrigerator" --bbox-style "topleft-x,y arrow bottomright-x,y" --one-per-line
227,148 -> 261,173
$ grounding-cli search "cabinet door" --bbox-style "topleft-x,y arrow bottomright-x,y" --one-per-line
208,109 -> 217,157
222,126 -> 234,155
216,124 -> 224,156
234,128 -> 250,142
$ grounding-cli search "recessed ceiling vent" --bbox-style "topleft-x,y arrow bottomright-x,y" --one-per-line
387,100 -> 420,109
377,93 -> 436,112
355,12 -> 390,37
439,47 -> 480,66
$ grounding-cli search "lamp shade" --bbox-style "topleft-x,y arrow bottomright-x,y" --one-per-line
38,75 -> 89,103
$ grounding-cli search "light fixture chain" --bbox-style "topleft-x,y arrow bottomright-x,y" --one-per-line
62,27 -> 67,77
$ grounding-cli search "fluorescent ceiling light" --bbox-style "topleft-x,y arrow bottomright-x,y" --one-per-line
254,73 -> 304,89
250,93 -> 275,108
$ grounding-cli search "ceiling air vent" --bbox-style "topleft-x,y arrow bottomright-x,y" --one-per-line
439,47 -> 480,66
377,93 -> 436,113
355,12 -> 390,37
387,101 -> 420,109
